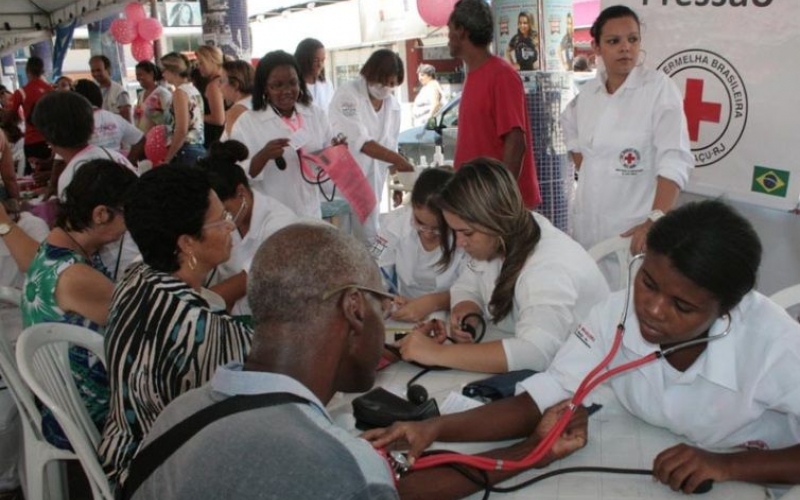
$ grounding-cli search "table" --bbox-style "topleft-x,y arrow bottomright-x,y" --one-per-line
327,358 -> 770,500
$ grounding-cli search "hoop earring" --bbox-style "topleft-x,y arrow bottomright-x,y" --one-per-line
637,49 -> 647,67
188,252 -> 198,271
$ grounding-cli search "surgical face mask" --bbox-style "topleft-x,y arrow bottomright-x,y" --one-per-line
368,83 -> 392,100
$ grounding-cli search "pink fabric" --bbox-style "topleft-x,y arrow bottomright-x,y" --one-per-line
303,145 -> 376,224
27,198 -> 59,228
454,56 -> 541,208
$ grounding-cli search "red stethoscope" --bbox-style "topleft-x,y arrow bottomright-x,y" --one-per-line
386,254 -> 733,477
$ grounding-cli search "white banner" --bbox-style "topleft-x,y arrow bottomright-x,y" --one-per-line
602,0 -> 799,210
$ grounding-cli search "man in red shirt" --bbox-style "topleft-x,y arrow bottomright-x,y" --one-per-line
449,0 -> 541,209
4,56 -> 52,175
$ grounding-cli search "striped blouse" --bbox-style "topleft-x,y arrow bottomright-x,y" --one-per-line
98,262 -> 253,488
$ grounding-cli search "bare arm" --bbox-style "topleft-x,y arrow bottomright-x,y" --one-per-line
127,136 -> 146,163
248,138 -> 291,178
0,203 -> 40,272
501,127 -> 526,180
398,336 -> 509,373
208,270 -> 247,312
569,151 -> 583,171
118,104 -> 132,123
55,263 -> 115,326
361,140 -> 414,173
164,89 -> 189,163
621,176 -> 681,253
224,104 -> 248,136
205,80 -> 226,126
0,135 -> 19,199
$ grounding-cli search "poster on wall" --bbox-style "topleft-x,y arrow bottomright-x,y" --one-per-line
200,0 -> 251,60
162,2 -> 203,27
604,0 -> 798,210
541,0 -> 573,71
359,0 -> 428,44
493,0 -> 542,71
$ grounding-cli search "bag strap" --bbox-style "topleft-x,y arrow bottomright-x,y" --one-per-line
120,392 -> 309,500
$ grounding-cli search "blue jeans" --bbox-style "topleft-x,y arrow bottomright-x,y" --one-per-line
170,144 -> 206,167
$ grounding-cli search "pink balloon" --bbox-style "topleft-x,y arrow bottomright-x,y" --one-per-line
417,0 -> 458,27
137,17 -> 163,42
131,37 -> 154,62
124,2 -> 147,22
145,124 -> 169,165
110,18 -> 137,44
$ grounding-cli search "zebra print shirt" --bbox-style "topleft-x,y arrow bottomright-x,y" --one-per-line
98,261 -> 253,488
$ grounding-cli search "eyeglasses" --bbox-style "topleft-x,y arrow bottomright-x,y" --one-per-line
202,210 -> 235,231
411,217 -> 441,236
321,283 -> 394,320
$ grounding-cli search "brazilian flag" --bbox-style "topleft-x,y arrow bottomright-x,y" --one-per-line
751,166 -> 789,198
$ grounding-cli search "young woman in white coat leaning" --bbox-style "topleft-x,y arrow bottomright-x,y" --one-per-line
560,5 -> 693,253
394,159 -> 609,374
328,49 -> 414,247
230,51 -> 340,220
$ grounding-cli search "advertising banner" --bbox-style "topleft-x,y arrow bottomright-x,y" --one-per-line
493,0 -> 543,71
603,0 -> 799,210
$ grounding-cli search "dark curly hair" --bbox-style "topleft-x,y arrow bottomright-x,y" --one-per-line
124,166 -> 212,272
196,140 -> 251,201
32,91 -> 94,148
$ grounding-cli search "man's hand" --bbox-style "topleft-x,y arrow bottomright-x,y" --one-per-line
652,443 -> 730,494
533,400 -> 588,468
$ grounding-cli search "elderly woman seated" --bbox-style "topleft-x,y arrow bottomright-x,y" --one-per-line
98,166 -> 253,490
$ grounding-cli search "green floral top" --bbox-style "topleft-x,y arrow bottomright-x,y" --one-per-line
21,241 -> 111,449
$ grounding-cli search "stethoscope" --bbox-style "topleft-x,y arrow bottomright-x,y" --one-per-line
388,253 -> 734,479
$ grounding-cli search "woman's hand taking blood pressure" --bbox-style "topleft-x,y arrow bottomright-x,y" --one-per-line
362,419 -> 442,465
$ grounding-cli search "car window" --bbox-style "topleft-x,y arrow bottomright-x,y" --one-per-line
442,100 -> 459,128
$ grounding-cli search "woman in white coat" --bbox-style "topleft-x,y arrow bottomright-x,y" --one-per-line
395,159 -> 609,373
378,168 -> 466,322
230,51 -> 339,219
367,200 -> 800,496
560,5 -> 693,253
196,140 -> 301,317
328,49 -> 414,246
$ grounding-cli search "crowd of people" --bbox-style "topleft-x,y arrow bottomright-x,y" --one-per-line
0,2 -> 798,500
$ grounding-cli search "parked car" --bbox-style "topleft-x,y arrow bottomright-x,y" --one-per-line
398,94 -> 460,166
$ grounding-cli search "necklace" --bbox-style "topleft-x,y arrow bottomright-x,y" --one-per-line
62,229 -> 92,261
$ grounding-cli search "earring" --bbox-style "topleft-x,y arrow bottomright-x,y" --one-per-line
187,252 -> 198,271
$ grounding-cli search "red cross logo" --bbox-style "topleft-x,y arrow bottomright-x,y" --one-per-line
683,78 -> 722,142
623,152 -> 637,166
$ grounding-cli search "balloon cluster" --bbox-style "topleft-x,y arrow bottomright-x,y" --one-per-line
110,2 -> 163,62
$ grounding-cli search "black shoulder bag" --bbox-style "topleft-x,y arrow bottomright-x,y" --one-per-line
118,392 -> 309,500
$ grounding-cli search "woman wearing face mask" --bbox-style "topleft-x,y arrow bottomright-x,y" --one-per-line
328,49 -> 415,247
377,167 -> 466,322
394,158 -> 608,373
230,51 -> 340,219
196,140 -> 301,316
560,5 -> 693,254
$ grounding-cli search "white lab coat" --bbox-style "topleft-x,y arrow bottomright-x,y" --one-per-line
450,213 -> 609,371
230,103 -> 334,219
328,77 -> 402,245
214,191 -> 303,316
560,66 -> 694,249
378,205 -> 465,298
522,290 -> 800,451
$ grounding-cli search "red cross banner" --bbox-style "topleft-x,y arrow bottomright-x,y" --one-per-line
602,0 -> 798,210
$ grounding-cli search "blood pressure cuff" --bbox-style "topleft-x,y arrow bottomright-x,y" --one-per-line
462,369 -> 537,402
352,388 -> 440,431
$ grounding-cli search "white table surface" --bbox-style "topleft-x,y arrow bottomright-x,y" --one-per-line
328,356 -> 770,500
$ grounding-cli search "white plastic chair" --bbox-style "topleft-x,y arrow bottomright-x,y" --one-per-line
587,236 -> 634,291
769,284 -> 800,311
0,288 -> 70,500
15,323 -> 113,500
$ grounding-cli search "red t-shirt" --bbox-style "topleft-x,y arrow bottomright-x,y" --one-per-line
9,77 -> 52,145
454,56 -> 541,208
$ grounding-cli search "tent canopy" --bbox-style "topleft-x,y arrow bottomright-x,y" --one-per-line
0,0 -> 128,54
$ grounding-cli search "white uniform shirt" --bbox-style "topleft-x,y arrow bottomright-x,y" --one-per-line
560,66 -> 694,249
451,213 -> 609,371
91,108 -> 143,153
378,205 -> 465,299
0,212 -> 49,288
522,290 -> 800,451
58,145 -> 136,199
219,96 -> 253,142
308,80 -> 334,114
230,103 -> 333,219
215,191 -> 302,316
328,77 -> 402,245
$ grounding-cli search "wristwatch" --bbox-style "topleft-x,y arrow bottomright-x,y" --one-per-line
647,209 -> 665,223
0,222 -> 12,237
